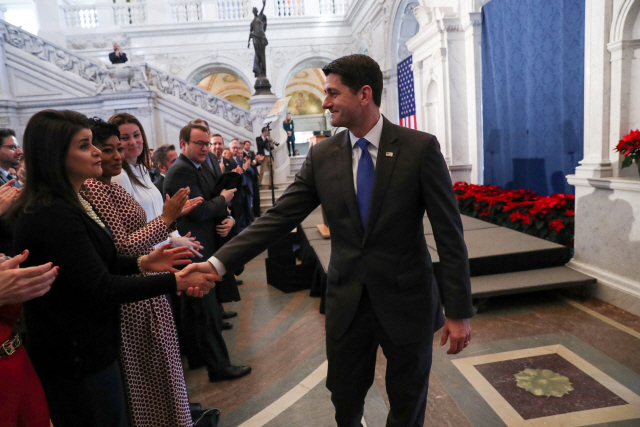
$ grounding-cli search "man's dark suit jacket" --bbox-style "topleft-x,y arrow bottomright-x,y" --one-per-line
14,199 -> 176,378
214,117 -> 473,346
206,152 -> 223,180
108,51 -> 128,64
153,174 -> 165,195
0,171 -> 17,255
163,154 -> 227,260
255,136 -> 271,156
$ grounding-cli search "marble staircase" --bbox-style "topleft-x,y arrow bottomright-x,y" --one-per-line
0,19 -> 253,145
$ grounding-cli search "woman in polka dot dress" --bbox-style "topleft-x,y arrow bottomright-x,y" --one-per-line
80,118 -> 203,427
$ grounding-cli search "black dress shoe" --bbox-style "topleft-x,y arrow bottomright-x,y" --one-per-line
222,322 -> 233,330
222,311 -> 237,319
208,365 -> 251,382
189,402 -> 202,412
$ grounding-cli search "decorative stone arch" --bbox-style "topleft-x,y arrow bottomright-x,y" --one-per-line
273,54 -> 334,98
180,59 -> 253,92
610,0 -> 640,42
608,0 -> 640,172
389,0 -> 420,68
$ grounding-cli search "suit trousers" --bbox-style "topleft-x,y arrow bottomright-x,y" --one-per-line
258,156 -> 271,186
180,291 -> 231,374
326,288 -> 433,427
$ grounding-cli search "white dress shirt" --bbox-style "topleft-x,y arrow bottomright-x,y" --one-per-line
207,114 -> 383,276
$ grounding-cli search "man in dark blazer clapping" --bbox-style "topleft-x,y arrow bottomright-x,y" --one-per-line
164,124 -> 251,382
181,55 -> 473,426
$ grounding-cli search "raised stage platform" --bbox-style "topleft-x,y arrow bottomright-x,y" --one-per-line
267,208 -> 596,313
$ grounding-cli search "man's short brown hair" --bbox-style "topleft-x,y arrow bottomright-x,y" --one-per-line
188,118 -> 210,131
179,124 -> 210,142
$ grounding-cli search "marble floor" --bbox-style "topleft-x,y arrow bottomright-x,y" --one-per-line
184,252 -> 640,427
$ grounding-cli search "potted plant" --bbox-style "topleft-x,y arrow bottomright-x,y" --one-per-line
614,129 -> 640,176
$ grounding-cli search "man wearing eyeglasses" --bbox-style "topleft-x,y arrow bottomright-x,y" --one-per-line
164,123 -> 251,382
0,129 -> 22,188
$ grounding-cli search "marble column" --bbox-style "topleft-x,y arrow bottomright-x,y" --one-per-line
574,0 -> 614,179
248,93 -> 290,185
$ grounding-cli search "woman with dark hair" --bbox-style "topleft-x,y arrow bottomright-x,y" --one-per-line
109,113 -> 203,256
283,112 -> 295,157
11,109 -> 217,427
79,118 -> 198,427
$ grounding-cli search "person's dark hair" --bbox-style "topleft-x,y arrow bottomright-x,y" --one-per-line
88,117 -> 120,146
322,54 -> 383,107
261,127 -> 269,133
108,112 -> 150,188
179,124 -> 210,143
211,133 -> 223,142
152,144 -> 176,167
188,118 -> 210,131
0,128 -> 16,141
8,110 -> 91,220
88,117 -> 137,179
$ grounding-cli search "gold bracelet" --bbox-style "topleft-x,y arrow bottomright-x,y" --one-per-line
137,256 -> 145,273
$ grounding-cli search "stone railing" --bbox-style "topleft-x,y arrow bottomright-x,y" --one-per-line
113,3 -> 147,26
62,3 -> 147,29
62,0 -> 346,28
319,0 -> 347,15
169,1 -> 203,22
63,6 -> 99,29
274,0 -> 305,17
144,64 -> 253,131
216,0 -> 249,20
0,20 -> 252,131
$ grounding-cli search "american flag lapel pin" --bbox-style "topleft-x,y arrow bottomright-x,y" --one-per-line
386,152 -> 393,157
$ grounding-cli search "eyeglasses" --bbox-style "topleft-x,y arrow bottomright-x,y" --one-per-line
1,144 -> 20,151
188,140 -> 211,149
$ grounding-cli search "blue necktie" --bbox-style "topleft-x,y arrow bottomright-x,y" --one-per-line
356,138 -> 374,228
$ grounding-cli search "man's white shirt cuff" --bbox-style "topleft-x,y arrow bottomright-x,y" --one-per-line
208,256 -> 227,276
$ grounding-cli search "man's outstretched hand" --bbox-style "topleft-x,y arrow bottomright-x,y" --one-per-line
440,318 -> 471,354
175,260 -> 221,297
178,261 -> 219,280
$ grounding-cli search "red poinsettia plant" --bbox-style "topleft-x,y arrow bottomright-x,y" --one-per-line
453,182 -> 575,247
614,129 -> 640,175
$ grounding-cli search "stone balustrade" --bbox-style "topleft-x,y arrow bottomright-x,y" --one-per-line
61,0 -> 348,30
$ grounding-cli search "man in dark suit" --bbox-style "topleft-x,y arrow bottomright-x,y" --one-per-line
108,43 -> 128,64
0,128 -> 22,188
244,140 -> 263,217
255,127 -> 274,187
181,55 -> 473,426
164,123 -> 251,382
229,139 -> 254,230
0,128 -> 22,256
151,144 -> 178,195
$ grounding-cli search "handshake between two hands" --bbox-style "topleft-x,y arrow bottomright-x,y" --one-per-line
175,259 -> 220,298
139,243 -> 221,298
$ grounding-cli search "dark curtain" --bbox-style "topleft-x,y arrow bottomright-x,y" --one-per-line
481,0 -> 584,195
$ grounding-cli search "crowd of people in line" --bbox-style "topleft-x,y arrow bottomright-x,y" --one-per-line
0,110 -> 280,427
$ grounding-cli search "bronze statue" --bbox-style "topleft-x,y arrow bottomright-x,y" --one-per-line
248,0 -> 268,79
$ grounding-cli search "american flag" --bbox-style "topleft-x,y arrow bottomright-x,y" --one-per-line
397,55 -> 417,129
